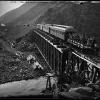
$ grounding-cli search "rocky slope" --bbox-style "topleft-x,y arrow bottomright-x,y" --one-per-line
0,1 -> 100,45
0,2 -> 38,24
0,2 -> 57,40
36,2 -> 100,45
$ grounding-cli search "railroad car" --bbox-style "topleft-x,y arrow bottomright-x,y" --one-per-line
50,24 -> 98,52
37,24 -> 43,30
42,24 -> 50,33
36,24 -> 98,53
49,25 -> 67,40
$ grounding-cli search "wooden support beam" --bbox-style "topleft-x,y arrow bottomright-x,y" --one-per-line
53,46 -> 55,70
92,67 -> 97,83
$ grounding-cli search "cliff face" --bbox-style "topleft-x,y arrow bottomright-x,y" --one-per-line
0,1 -> 100,45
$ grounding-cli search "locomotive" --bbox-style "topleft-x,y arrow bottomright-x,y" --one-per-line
36,24 -> 98,54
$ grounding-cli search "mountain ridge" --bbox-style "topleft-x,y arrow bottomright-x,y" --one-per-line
0,2 -> 38,24
0,1 -> 100,46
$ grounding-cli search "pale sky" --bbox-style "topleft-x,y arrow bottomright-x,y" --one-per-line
0,1 -> 25,17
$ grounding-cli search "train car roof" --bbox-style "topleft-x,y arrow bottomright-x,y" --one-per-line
37,24 -> 77,32
52,26 -> 66,31
53,24 -> 75,29
50,25 -> 76,32
53,24 -> 73,28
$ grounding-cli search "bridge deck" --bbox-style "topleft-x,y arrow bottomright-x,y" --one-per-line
34,28 -> 100,69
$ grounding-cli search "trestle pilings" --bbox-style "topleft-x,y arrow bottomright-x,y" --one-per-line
33,29 -> 100,89
65,53 -> 100,86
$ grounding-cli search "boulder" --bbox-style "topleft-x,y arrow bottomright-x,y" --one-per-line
60,86 -> 94,100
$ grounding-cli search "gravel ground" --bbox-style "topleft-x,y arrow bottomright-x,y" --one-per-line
0,77 -> 55,98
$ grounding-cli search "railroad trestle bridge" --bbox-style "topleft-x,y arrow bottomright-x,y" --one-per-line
32,28 -> 100,91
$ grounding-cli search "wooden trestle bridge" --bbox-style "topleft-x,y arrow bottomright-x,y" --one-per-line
32,28 -> 100,93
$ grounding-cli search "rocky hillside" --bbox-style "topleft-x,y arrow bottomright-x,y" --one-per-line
36,2 -> 100,45
8,2 -> 56,25
0,2 -> 56,25
0,1 -> 100,45
0,2 -> 38,24
0,2 -> 57,40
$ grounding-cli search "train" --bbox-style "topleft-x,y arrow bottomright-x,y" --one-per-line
36,24 -> 98,54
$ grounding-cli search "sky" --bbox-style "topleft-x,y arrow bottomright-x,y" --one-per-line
0,1 -> 25,17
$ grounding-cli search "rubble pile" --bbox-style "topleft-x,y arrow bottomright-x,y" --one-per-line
14,33 -> 50,72
15,40 -> 30,52
0,50 -> 45,84
0,33 -> 48,84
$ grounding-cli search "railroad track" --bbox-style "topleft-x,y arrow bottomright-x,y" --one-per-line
34,29 -> 54,41
72,50 -> 100,69
34,29 -> 64,53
